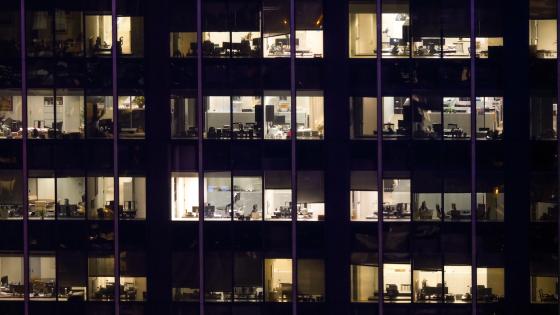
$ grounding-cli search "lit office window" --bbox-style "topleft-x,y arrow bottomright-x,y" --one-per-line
349,1 -> 376,58
56,177 -> 86,219
297,171 -> 325,221
381,8 -> 410,58
230,0 -> 262,57
297,259 -> 324,302
476,186 -> 504,221
232,96 -> 262,139
85,15 -> 113,57
264,258 -> 292,302
529,19 -> 557,59
443,97 -> 470,140
171,96 -> 197,138
117,16 -> 144,57
171,172 -> 199,221
476,97 -> 503,140
475,37 -> 503,58
205,96 -> 231,139
383,263 -> 412,302
86,176 -> 114,220
202,32 -> 230,57
350,253 -> 378,302
530,174 -> 557,222
350,97 -> 377,139
86,95 -> 113,139
296,93 -> 324,139
170,32 -> 197,58
382,179 -> 411,221
413,38 -> 472,59
530,97 -> 557,140
204,172 -> 232,221
57,251 -> 87,301
531,275 -> 558,303
28,175 -> 55,220
27,10 -> 53,57
120,252 -> 147,301
350,171 -> 378,221
0,90 -> 22,140
27,89 -> 55,139
88,256 -> 115,301
233,175 -> 263,221
234,251 -> 263,302
55,89 -> 84,139
0,255 -> 24,300
295,0 -> 323,58
477,267 -> 504,303
118,95 -> 145,139
0,170 -> 23,219
412,191 -> 442,221
264,171 -> 292,220
413,268 -> 443,303
118,177 -> 146,220
263,0 -> 290,58
205,251 -> 232,302
29,255 -> 56,300
382,96 -> 410,139
264,91 -> 291,139
412,95 -> 442,140
55,10 -> 84,57
172,252 -> 199,301
444,265 -> 471,303
443,193 -> 471,221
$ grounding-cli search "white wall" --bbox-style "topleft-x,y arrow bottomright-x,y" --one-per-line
57,177 -> 84,204
0,257 -> 23,283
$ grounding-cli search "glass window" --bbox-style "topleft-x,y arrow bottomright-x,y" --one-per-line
118,95 -> 145,139
296,92 -> 324,139
230,0 -> 262,57
234,251 -> 263,302
295,0 -> 323,58
202,32 -> 230,57
444,265 -> 471,303
28,90 -> 55,139
88,256 -> 115,301
0,90 -> 23,140
413,268 -> 443,302
57,251 -> 87,301
0,255 -> 24,300
86,176 -> 114,220
476,97 -> 503,140
297,259 -> 324,302
531,276 -> 558,303
350,97 -> 377,139
55,10 -> 84,57
297,171 -> 325,221
443,193 -> 471,221
85,15 -> 113,57
28,175 -> 55,220
120,252 -> 147,301
412,95 -> 442,140
117,16 -> 144,57
443,97 -> 470,140
350,253 -> 378,302
29,255 -> 56,300
264,171 -> 292,220
56,89 -> 85,139
171,96 -> 197,138
119,177 -> 146,220
86,95 -> 113,139
233,175 -> 263,221
204,172 -> 232,221
264,91 -> 291,139
475,37 -> 503,58
232,96 -> 262,139
56,177 -> 86,219
383,263 -> 411,302
477,267 -> 504,303
476,186 -> 504,221
383,96 -> 410,139
530,97 -> 557,140
205,96 -> 231,139
349,1 -> 376,58
529,19 -> 557,58
350,171 -> 378,221
383,179 -> 411,221
0,171 -> 23,219
205,251 -> 232,301
171,172 -> 199,221
264,258 -> 292,302
381,6 -> 410,58
27,10 -> 53,57
172,252 -> 199,301
170,32 -> 197,58
413,194 -> 442,221
530,174 -> 557,222
263,0 -> 290,58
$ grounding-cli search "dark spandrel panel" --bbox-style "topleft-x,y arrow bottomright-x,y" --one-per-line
383,141 -> 411,171
410,305 -> 440,315
0,61 -> 22,88
0,11 -> 20,59
232,222 -> 263,250
170,0 -> 197,31
29,221 -> 57,250
350,142 -> 377,170
27,58 -> 54,87
83,0 -> 111,12
56,221 -> 88,249
476,141 -> 504,171
172,303 -> 200,315
411,224 -> 441,254
263,303 -> 292,315
529,224 -> 558,256
296,60 -> 323,90
55,59 -> 85,88
118,59 -> 145,88
0,141 -> 22,169
410,60 -> 439,90
229,61 -> 262,90
529,60 -> 557,91
529,304 -> 558,315
118,141 -> 146,171
476,59 -> 504,92
383,223 -> 411,254
477,304 -> 505,315
28,141 -> 54,169
262,141 -> 290,169
410,0 -> 440,37
0,222 -> 22,250
263,222 -> 291,251
203,141 -> 231,170
348,60 -> 376,96
441,223 -> 471,264
440,305 -> 472,315
411,142 -> 442,170
120,221 -> 147,250
298,304 -> 326,315
384,304 -> 411,315
232,305 -> 262,315
230,0 -> 261,31
437,60 -> 470,92
297,223 -> 325,253
117,0 -> 144,15
531,142 -> 558,172
86,60 -> 112,89
203,60 -> 229,90
204,222 -> 233,250
231,141 -> 262,170
84,302 -> 115,315
56,303 -> 88,315
382,60 -> 412,94
297,142 -> 325,169
29,302 -> 57,315
171,144 -> 197,171
351,304 -> 378,315
88,222 -> 114,251
476,223 -> 504,266
85,140 -> 113,171
262,59 -> 290,90
171,59 -> 197,89
351,223 -> 378,252
54,141 -> 85,170
441,0 -> 470,36
442,142 -> 470,171
172,222 -> 199,250
203,0 -> 228,31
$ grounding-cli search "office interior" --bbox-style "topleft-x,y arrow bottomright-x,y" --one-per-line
530,174 -> 558,222
530,97 -> 557,140
0,255 -> 23,300
171,96 -> 197,138
529,19 -> 557,58
88,256 -> 147,302
0,171 -> 23,219
350,253 -> 378,302
86,176 -> 146,220
531,276 -> 559,303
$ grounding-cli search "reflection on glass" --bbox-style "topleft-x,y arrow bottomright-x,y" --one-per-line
234,252 -> 263,302
350,97 -> 377,139
530,174 -> 558,221
118,96 -> 145,138
86,95 -> 113,138
477,268 -> 504,303
27,11 -> 53,57
55,10 -> 84,57
530,97 -> 557,140
56,89 -> 85,139
171,96 -> 197,138
233,176 -> 262,221
264,258 -> 292,302
0,171 -> 23,219
349,2 -> 376,58
172,252 -> 199,301
56,177 -> 85,219
204,172 -> 232,221
205,96 -> 231,139
264,92 -> 291,139
29,255 -> 56,300
529,19 -> 557,58
383,263 -> 411,302
0,90 -> 22,139
88,256 -> 114,301
297,259 -> 324,302
0,255 -> 24,300
350,253 -> 378,302
170,32 -> 197,58
28,177 -> 55,220
57,252 -> 87,301
171,172 -> 199,221
531,276 -> 558,303
382,179 -> 411,221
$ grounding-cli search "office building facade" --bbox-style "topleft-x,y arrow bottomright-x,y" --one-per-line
0,0 -> 557,314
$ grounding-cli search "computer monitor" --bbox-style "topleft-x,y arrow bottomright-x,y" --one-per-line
273,115 -> 286,125
275,38 -> 289,46
1,276 -> 7,286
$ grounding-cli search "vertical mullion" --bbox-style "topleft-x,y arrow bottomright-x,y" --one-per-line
557,0 -> 560,313
20,0 -> 29,314
196,0 -> 204,311
375,0 -> 384,312
470,0 -> 478,311
290,0 -> 297,310
111,0 -> 120,313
